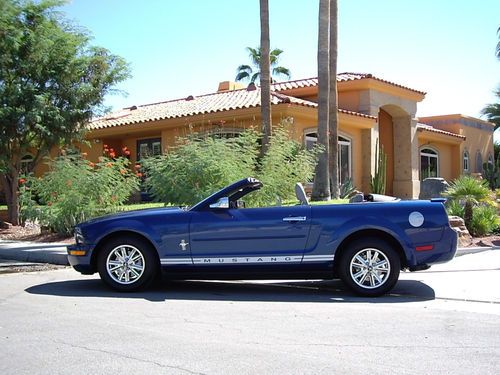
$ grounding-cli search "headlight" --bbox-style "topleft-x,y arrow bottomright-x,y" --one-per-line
74,227 -> 85,244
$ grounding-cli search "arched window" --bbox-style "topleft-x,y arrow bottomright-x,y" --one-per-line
20,154 -> 34,174
304,131 -> 352,183
488,153 -> 494,165
420,147 -> 439,180
475,151 -> 483,173
463,150 -> 469,173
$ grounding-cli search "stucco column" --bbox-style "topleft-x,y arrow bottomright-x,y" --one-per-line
392,116 -> 420,198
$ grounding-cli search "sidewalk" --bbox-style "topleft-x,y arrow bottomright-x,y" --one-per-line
0,239 -> 498,266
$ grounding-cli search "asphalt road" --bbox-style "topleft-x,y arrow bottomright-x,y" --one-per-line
0,251 -> 499,375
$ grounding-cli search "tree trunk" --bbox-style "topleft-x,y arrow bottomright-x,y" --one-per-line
259,0 -> 272,156
1,170 -> 20,226
311,0 -> 331,201
328,0 -> 339,199
464,201 -> 473,234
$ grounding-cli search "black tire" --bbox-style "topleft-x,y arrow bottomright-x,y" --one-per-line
97,236 -> 159,292
338,238 -> 400,297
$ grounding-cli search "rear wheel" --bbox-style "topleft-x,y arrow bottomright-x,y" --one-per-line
338,238 -> 400,297
97,236 -> 159,292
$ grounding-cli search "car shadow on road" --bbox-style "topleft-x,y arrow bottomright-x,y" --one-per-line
25,278 -> 435,303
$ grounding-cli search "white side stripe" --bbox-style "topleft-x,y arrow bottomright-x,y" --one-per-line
160,254 -> 334,265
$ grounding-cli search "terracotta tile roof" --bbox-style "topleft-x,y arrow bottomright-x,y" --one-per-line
271,73 -> 426,95
89,86 -> 375,130
416,123 -> 465,140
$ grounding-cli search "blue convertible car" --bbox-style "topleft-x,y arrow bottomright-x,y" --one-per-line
68,178 -> 457,296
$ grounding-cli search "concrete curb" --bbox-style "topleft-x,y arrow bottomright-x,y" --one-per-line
456,245 -> 500,256
0,241 -> 69,265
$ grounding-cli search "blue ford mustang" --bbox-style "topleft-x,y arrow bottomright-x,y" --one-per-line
68,177 -> 457,296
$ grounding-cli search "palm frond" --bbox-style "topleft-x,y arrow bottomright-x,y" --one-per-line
272,66 -> 291,80
235,71 -> 250,82
250,72 -> 260,84
481,102 -> 500,130
246,47 -> 261,66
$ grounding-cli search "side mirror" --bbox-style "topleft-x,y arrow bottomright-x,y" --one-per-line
209,197 -> 229,209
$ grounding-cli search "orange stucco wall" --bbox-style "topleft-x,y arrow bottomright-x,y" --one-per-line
417,132 -> 462,182
419,115 -> 494,176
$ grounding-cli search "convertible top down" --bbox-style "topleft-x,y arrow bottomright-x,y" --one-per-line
68,178 -> 457,296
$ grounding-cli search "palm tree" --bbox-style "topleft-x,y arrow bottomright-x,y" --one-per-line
235,47 -> 291,83
481,88 -> 500,130
496,26 -> 500,60
328,0 -> 339,199
443,175 -> 490,232
311,0 -> 331,201
259,0 -> 272,155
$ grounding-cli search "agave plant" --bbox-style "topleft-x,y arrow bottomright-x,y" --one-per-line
442,175 -> 490,232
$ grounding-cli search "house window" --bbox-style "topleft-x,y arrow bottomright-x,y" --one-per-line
137,138 -> 162,160
207,129 -> 242,139
420,147 -> 439,180
20,154 -> 34,174
304,131 -> 352,184
475,151 -> 483,173
463,151 -> 469,173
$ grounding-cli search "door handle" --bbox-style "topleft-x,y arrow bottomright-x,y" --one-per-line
282,216 -> 307,222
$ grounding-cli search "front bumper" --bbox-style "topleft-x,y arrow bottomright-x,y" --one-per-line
67,243 -> 96,275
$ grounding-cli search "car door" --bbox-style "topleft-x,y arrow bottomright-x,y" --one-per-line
188,205 -> 312,265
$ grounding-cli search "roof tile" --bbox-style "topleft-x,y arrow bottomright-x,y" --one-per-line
90,86 -> 375,130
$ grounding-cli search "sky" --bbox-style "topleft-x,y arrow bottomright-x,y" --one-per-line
61,0 -> 500,134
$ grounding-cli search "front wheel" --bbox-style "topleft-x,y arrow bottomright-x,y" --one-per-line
338,238 -> 400,297
97,236 -> 159,292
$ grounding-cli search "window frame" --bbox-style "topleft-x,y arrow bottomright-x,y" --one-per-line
419,146 -> 439,180
463,150 -> 469,173
303,129 -> 352,183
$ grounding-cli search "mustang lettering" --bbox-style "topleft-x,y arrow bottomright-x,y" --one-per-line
68,178 -> 458,296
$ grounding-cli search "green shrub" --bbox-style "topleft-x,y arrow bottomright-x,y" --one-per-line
445,199 -> 465,217
142,121 -> 321,207
20,154 -> 139,235
247,125 -> 321,207
142,130 -> 258,206
469,204 -> 500,236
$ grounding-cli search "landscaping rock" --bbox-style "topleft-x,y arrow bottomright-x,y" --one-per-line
419,177 -> 449,200
448,215 -> 472,247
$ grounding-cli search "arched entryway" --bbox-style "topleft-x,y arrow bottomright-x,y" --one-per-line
378,104 -> 418,198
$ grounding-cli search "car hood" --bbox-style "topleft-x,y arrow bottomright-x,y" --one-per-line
78,207 -> 184,227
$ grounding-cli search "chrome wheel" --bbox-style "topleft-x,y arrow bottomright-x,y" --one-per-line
350,248 -> 390,290
106,245 -> 145,285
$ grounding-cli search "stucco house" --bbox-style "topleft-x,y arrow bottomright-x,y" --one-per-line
2,73 -> 495,201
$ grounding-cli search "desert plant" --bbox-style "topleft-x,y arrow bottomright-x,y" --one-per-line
339,178 -> 356,199
445,199 -> 465,218
442,175 -> 491,232
142,131 -> 258,206
469,204 -> 500,236
20,154 -> 139,235
482,156 -> 500,190
248,126 -> 321,207
370,139 -> 387,194
142,122 -> 321,207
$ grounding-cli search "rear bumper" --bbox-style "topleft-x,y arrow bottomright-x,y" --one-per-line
413,226 -> 458,267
